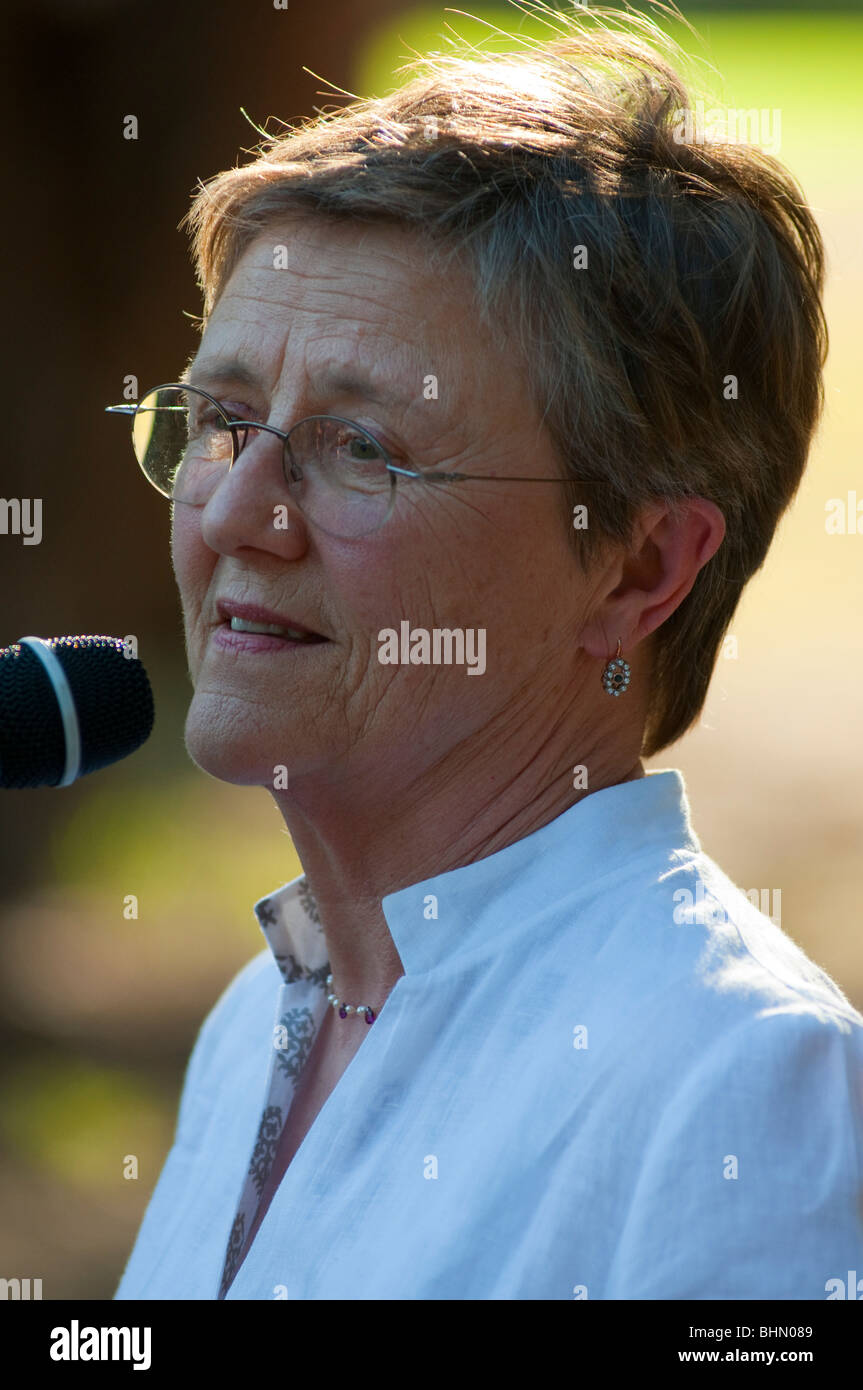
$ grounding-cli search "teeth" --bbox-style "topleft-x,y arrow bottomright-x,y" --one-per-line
229,616 -> 315,640
230,616 -> 286,635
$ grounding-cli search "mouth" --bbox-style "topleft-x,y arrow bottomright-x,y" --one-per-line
214,600 -> 329,647
226,616 -> 326,643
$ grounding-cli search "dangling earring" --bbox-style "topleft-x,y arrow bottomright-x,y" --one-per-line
602,638 -> 631,697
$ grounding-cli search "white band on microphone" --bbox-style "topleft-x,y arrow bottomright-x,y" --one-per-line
19,637 -> 81,787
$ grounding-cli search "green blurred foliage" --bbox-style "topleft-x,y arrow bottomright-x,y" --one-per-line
51,774 -> 302,927
0,1059 -> 170,1194
357,8 -> 862,181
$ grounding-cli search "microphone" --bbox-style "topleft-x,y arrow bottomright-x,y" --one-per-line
0,636 -> 154,789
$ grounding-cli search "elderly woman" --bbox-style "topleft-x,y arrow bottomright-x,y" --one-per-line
112,16 -> 863,1300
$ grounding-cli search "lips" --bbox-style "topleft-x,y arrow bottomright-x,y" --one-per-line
215,599 -> 328,642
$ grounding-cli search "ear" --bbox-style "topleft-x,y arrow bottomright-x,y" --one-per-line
579,498 -> 726,659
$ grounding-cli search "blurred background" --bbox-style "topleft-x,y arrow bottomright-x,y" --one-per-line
1,0 -> 861,1298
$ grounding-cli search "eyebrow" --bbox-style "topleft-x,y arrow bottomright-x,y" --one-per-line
181,355 -> 415,410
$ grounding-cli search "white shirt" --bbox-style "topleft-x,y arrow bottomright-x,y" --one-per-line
114,769 -> 863,1300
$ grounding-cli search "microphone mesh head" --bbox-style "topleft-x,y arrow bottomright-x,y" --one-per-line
0,636 -> 154,789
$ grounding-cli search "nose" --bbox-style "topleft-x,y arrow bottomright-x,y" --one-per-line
198,426 -> 310,560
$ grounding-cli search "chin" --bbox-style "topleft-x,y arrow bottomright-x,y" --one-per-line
183,697 -> 288,787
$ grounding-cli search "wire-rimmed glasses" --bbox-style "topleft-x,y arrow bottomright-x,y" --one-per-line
105,381 -> 590,540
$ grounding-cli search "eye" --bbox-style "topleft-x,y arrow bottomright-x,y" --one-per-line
215,401 -> 260,451
329,426 -> 390,476
348,434 -> 383,461
187,401 -> 229,436
345,420 -> 402,463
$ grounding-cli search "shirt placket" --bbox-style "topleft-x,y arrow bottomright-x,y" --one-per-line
216,882 -> 330,1299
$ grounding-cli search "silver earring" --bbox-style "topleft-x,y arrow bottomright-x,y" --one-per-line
602,638 -> 631,697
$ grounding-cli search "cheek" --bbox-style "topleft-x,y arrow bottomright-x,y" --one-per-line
171,512 -> 212,628
321,537 -> 412,620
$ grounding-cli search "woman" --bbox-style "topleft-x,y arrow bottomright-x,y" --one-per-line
112,14 -> 863,1299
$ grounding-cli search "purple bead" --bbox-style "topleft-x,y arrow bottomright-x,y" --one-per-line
338,1005 -> 347,1019
365,1008 -> 375,1025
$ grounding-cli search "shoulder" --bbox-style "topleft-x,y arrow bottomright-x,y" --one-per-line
173,948 -> 281,1135
194,947 -> 281,1050
613,840 -> 862,1032
596,850 -> 863,1294
570,838 -> 863,1134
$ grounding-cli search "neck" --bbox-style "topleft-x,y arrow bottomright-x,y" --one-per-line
269,709 -> 644,1011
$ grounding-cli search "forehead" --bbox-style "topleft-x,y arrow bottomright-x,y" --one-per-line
188,214 -> 517,411
202,217 -> 455,359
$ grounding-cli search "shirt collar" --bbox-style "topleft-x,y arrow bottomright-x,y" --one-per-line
253,768 -> 699,981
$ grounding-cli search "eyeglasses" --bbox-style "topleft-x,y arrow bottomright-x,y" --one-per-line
105,381 -> 594,539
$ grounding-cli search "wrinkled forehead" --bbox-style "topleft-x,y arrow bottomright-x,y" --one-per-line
184,214 -> 527,427
209,212 -> 468,340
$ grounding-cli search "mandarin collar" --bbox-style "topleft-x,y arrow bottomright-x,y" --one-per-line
253,769 -> 699,980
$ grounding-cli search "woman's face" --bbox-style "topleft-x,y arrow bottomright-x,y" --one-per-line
172,215 -> 604,792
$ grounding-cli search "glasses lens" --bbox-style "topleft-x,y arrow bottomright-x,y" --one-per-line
132,386 -> 233,502
285,418 -> 395,538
